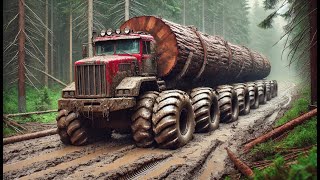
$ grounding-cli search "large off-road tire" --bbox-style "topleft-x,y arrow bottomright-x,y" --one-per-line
152,90 -> 195,149
56,110 -> 89,146
272,80 -> 278,97
264,80 -> 272,101
190,87 -> 220,133
270,80 -> 275,98
216,85 -> 239,123
246,82 -> 259,109
131,91 -> 159,147
255,81 -> 267,105
233,83 -> 250,115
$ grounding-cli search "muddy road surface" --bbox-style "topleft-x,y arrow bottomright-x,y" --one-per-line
3,81 -> 296,180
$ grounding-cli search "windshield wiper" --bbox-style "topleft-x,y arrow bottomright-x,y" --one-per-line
117,49 -> 132,56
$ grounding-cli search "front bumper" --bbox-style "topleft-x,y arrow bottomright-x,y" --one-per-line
58,97 -> 136,113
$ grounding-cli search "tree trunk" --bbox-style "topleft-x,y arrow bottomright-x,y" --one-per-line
69,12 -> 73,83
225,147 -> 254,178
243,108 -> 317,153
125,0 -> 130,21
309,0 -> 317,105
87,0 -> 93,57
18,0 -> 26,113
3,128 -> 57,145
120,16 -> 271,88
44,0 -> 49,86
50,0 -> 54,84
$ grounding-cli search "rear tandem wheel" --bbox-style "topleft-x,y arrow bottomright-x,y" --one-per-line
190,87 -> 220,133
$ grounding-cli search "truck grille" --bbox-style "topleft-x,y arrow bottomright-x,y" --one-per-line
76,64 -> 107,97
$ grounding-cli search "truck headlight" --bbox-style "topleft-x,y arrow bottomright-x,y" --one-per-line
62,91 -> 75,98
124,27 -> 130,34
100,30 -> 106,36
107,28 -> 112,35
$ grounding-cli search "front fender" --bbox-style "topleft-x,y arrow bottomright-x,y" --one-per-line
115,76 -> 159,97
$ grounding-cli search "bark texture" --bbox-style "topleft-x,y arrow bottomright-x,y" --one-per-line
120,16 -> 271,87
243,108 -> 317,153
18,0 -> 26,113
225,147 -> 254,178
3,128 -> 57,145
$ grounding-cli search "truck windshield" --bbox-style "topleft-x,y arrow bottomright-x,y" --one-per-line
95,39 -> 140,55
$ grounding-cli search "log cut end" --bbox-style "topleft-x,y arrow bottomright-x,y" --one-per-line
120,16 -> 179,77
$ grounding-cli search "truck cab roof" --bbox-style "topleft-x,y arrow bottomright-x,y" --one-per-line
93,33 -> 154,43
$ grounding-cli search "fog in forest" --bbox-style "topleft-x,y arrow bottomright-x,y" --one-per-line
3,0 -> 311,113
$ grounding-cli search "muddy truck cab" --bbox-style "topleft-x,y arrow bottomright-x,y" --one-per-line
57,28 -> 164,146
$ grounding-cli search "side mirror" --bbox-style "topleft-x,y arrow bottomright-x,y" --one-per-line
82,44 -> 88,58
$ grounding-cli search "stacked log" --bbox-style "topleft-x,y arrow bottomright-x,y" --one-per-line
120,16 -> 270,88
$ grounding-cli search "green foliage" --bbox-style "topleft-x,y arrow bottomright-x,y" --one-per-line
254,156 -> 288,179
3,123 -> 16,137
250,140 -> 277,160
258,11 -> 278,29
279,117 -> 317,148
263,0 -> 280,10
253,147 -> 317,180
36,87 -> 52,111
3,85 -> 60,136
3,85 -> 61,114
250,87 -> 316,179
275,88 -> 310,127
288,147 -> 317,180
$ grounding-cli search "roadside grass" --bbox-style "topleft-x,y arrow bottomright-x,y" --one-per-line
253,147 -> 317,180
3,84 -> 62,136
250,87 -> 317,179
274,88 -> 310,127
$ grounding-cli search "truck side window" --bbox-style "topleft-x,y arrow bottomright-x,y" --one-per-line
143,41 -> 151,54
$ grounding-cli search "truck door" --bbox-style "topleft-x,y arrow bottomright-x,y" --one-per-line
141,40 -> 157,76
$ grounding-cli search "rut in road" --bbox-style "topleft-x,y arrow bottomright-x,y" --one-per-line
3,81 -> 295,180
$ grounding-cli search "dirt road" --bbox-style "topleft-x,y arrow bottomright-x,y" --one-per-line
3,81 -> 296,180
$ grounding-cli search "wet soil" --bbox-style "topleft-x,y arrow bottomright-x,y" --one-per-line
3,81 -> 296,180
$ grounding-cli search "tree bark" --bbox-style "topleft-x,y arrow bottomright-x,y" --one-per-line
69,11 -> 73,83
87,0 -> 93,57
3,128 -> 57,145
45,0 -> 49,86
18,0 -> 26,113
125,0 -> 130,21
243,108 -> 317,153
4,109 -> 57,117
120,16 -> 271,88
225,147 -> 254,178
50,0 -> 54,84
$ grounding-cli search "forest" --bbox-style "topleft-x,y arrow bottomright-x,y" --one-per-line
3,0 -> 314,113
3,0 -> 317,179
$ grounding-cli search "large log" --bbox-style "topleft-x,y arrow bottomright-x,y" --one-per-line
120,16 -> 270,87
243,108 -> 317,153
3,128 -> 57,145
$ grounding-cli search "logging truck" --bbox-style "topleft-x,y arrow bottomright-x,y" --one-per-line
56,16 -> 278,149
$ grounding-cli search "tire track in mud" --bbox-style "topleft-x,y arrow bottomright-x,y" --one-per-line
3,135 -> 62,164
4,141 -> 129,179
3,81 -> 295,180
17,145 -> 135,180
193,81 -> 295,179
